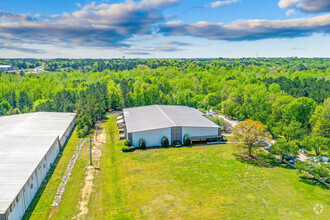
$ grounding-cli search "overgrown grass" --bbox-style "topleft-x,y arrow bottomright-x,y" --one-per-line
87,116 -> 329,219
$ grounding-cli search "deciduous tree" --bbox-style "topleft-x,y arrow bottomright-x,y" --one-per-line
283,97 -> 317,129
310,101 -> 330,138
302,135 -> 330,156
271,139 -> 298,162
233,119 -> 271,157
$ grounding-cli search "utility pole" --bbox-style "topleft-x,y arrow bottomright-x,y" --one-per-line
99,105 -> 102,121
88,136 -> 94,165
95,122 -> 100,142
96,102 -> 101,142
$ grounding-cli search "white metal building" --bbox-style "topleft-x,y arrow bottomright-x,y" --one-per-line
123,105 -> 221,147
0,65 -> 12,71
0,112 -> 76,220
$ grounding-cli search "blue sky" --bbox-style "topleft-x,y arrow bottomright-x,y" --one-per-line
0,0 -> 329,58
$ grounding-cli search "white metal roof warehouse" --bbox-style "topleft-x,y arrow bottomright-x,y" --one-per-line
0,112 -> 76,220
123,105 -> 221,147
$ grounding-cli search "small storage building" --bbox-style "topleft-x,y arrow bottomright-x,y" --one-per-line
123,105 -> 221,147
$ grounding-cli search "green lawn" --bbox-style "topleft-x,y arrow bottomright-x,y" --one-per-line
88,116 -> 329,219
25,115 -> 329,219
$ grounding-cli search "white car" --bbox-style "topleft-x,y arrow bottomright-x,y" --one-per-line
321,156 -> 329,163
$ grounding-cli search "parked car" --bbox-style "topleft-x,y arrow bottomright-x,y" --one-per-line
225,127 -> 232,133
284,155 -> 295,160
321,156 -> 329,163
287,158 -> 301,165
265,145 -> 272,151
283,156 -> 300,165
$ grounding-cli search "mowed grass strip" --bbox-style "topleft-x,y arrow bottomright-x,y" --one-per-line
88,116 -> 329,219
25,127 -> 90,219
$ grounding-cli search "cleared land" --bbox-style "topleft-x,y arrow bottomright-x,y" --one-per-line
26,115 -> 329,219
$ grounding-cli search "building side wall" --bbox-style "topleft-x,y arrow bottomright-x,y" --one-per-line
59,118 -> 76,147
181,127 -> 219,142
127,133 -> 132,143
7,138 -> 61,220
171,127 -> 182,144
130,126 -> 219,147
6,117 -> 76,220
132,128 -> 171,147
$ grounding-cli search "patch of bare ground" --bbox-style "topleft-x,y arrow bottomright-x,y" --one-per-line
73,126 -> 105,220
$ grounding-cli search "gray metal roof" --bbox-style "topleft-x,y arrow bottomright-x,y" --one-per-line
123,105 -> 219,133
0,112 -> 76,214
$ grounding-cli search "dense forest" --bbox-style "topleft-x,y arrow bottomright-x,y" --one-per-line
41,58 -> 330,73
0,58 -> 42,69
0,58 -> 329,157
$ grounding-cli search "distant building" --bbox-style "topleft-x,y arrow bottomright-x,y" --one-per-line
0,112 -> 76,220
0,65 -> 12,71
122,105 -> 221,147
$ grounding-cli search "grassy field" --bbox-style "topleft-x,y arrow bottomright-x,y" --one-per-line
87,116 -> 329,219
25,115 -> 329,219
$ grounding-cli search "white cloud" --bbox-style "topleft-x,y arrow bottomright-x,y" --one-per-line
286,9 -> 297,16
207,0 -> 240,8
278,0 -> 299,9
162,40 -> 192,46
279,0 -> 330,14
0,0 -> 179,49
160,14 -> 330,41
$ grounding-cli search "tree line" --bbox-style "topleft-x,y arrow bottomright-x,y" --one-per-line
0,59 -> 329,157
33,57 -> 330,75
0,58 -> 42,70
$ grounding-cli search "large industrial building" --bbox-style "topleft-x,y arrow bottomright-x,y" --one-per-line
123,105 -> 221,147
0,112 -> 76,220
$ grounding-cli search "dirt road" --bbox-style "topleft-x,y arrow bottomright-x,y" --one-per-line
74,125 -> 106,219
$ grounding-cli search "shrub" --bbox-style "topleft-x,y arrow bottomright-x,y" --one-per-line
172,140 -> 181,146
1,100 -> 11,111
222,136 -> 227,142
209,117 -> 225,126
77,126 -> 89,138
161,137 -> 169,147
124,139 -> 132,147
183,134 -> 192,146
296,157 -> 330,183
139,139 -> 146,149
122,146 -> 135,152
